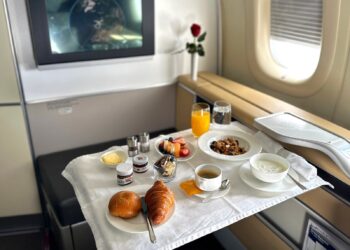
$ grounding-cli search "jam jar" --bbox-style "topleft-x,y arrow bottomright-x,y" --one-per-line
132,155 -> 149,173
116,163 -> 133,186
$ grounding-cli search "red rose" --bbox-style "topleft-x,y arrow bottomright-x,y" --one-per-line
191,24 -> 201,37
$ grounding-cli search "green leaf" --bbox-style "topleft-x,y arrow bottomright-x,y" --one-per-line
197,46 -> 205,56
197,32 -> 207,42
187,43 -> 197,53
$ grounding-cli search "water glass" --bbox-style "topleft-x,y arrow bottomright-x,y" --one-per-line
212,100 -> 231,126
191,103 -> 210,137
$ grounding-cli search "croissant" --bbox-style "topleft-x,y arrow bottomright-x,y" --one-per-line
145,180 -> 175,225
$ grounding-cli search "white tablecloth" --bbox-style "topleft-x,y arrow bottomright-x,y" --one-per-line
62,122 -> 331,250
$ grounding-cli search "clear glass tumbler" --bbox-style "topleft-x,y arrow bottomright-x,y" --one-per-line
212,100 -> 231,126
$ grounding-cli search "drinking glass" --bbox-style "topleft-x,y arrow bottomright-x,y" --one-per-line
212,100 -> 231,126
191,103 -> 210,137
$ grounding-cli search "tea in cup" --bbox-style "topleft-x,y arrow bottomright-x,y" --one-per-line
194,164 -> 222,191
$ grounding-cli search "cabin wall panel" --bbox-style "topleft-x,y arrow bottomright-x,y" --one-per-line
0,0 -> 19,103
0,106 -> 41,216
27,85 -> 175,156
0,1 -> 41,218
333,52 -> 350,129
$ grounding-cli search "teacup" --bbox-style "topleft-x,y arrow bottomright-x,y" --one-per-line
194,164 -> 222,191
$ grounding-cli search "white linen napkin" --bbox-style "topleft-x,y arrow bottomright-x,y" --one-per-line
254,131 -> 317,180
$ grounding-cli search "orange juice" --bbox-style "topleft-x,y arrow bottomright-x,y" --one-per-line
191,110 -> 210,137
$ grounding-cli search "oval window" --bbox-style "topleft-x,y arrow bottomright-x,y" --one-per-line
245,0 -> 342,97
269,0 -> 323,81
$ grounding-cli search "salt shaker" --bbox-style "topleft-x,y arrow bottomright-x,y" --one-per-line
127,136 -> 138,157
139,132 -> 150,153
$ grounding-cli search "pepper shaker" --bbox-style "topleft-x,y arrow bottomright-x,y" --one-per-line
127,136 -> 139,157
139,132 -> 150,153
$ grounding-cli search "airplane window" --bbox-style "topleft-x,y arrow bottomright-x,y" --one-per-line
245,0 -> 341,96
269,0 -> 323,80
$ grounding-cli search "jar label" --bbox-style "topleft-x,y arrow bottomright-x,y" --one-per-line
133,164 -> 149,173
117,175 -> 133,185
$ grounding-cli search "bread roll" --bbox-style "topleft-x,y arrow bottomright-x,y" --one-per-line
108,191 -> 141,219
145,181 -> 175,225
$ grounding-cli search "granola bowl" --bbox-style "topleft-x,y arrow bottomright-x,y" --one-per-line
198,130 -> 262,162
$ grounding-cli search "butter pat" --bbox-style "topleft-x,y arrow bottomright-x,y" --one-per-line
100,150 -> 127,167
101,152 -> 123,165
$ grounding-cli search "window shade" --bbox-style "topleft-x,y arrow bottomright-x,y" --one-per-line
271,0 -> 323,45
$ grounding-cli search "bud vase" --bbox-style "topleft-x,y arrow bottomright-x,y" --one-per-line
191,53 -> 198,81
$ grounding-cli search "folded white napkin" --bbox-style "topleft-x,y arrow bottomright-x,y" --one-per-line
254,132 -> 317,181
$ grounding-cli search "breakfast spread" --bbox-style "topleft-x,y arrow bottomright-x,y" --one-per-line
158,137 -> 190,158
116,163 -> 133,186
108,191 -> 141,219
210,137 -> 246,155
145,181 -> 175,225
132,155 -> 149,173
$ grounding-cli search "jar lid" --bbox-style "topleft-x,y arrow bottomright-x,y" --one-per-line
133,155 -> 149,165
116,163 -> 133,176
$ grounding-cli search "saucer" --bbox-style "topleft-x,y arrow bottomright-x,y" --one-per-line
239,162 -> 298,193
194,184 -> 231,199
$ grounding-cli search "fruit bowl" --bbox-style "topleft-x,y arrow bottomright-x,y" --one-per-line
154,136 -> 196,162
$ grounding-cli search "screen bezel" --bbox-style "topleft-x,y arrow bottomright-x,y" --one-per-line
26,0 -> 154,65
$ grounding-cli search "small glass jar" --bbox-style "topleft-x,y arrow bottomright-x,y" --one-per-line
153,155 -> 177,182
116,163 -> 133,186
133,155 -> 149,173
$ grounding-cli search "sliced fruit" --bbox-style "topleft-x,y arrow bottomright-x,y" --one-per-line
173,137 -> 186,145
180,148 -> 190,157
166,141 -> 174,153
163,140 -> 169,152
173,142 -> 181,158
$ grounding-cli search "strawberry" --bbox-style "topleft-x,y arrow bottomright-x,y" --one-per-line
180,148 -> 190,157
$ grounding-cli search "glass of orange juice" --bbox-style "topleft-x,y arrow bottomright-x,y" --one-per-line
191,103 -> 210,137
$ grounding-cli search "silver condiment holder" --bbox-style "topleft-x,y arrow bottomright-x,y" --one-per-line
139,132 -> 150,153
127,136 -> 139,157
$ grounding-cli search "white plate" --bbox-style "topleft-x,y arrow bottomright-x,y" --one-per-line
198,130 -> 262,161
105,185 -> 152,233
239,162 -> 299,193
154,137 -> 196,162
194,183 -> 231,200
105,184 -> 175,233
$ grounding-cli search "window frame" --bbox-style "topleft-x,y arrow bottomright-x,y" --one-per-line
245,0 -> 341,97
